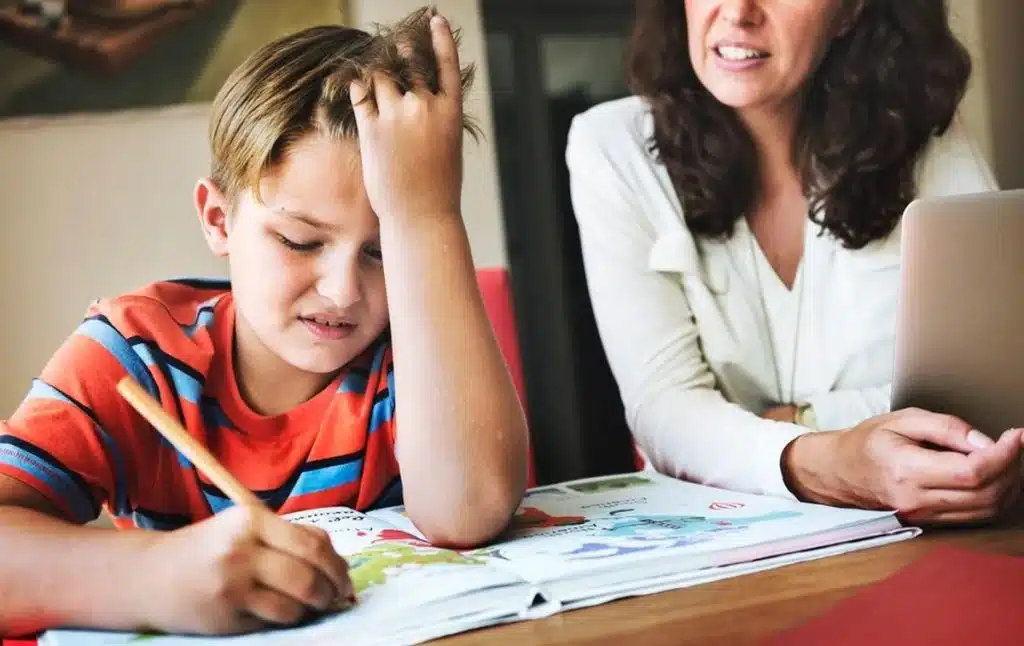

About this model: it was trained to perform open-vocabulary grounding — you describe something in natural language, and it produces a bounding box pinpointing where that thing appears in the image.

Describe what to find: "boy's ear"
[195,178,231,257]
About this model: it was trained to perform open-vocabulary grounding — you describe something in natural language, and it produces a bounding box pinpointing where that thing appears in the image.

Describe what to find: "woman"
[566,0,1021,524]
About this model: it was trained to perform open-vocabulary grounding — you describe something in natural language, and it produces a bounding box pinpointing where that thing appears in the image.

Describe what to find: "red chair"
[476,267,644,487]
[476,267,537,486]
[476,268,527,409]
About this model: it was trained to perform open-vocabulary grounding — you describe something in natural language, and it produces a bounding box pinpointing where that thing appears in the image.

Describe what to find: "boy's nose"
[316,267,363,309]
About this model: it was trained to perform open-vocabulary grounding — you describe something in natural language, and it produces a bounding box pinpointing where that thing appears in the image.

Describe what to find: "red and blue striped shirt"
[0,279,401,529]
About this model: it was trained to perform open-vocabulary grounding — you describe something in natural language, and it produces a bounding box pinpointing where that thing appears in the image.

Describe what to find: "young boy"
[0,8,529,637]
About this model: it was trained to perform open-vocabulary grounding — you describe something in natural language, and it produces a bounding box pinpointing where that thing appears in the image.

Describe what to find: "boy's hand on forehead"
[350,13,464,221]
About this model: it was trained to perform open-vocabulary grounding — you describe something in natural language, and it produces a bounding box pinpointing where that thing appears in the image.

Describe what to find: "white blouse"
[565,96,998,499]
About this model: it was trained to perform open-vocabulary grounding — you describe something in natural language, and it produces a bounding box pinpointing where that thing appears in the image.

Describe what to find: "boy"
[0,7,529,637]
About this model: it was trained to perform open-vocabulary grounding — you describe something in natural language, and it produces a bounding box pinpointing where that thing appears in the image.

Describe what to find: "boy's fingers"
[243,584,307,626]
[299,525,355,607]
[257,516,353,606]
[397,41,429,90]
[253,545,333,611]
[349,79,373,130]
[349,79,369,109]
[430,13,461,99]
[370,71,402,112]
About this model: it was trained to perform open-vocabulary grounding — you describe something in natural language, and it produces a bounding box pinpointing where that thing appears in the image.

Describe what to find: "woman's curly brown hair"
[626,0,971,249]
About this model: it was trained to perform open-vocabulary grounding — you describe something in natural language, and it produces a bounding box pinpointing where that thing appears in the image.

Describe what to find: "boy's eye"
[363,243,383,261]
[276,234,322,252]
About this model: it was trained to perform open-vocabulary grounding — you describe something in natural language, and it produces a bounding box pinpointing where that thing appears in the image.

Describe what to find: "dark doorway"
[482,0,638,484]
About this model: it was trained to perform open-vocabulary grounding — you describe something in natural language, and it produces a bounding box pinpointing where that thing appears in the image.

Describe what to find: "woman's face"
[685,0,857,116]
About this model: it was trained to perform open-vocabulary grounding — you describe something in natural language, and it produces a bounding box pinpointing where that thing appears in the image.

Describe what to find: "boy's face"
[198,133,389,381]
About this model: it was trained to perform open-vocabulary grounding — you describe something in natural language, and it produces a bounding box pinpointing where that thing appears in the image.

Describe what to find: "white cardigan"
[565,96,998,499]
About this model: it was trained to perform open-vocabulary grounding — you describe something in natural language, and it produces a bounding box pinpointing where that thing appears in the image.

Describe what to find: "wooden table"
[6,516,1022,646]
[436,514,1024,645]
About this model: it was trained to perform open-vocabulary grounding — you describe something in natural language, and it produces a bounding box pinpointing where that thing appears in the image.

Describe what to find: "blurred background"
[1,0,1021,483]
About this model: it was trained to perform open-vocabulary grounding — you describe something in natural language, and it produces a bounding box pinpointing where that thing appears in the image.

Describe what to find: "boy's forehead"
[274,133,362,182]
[257,134,370,218]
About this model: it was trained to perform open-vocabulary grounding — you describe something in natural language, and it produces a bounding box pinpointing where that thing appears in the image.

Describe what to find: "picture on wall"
[0,0,345,119]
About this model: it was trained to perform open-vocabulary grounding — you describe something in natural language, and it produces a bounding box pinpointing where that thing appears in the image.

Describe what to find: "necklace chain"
[747,220,806,406]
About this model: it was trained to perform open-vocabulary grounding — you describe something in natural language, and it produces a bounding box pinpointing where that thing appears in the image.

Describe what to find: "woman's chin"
[705,87,769,110]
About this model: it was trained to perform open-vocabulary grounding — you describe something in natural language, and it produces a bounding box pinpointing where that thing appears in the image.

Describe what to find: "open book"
[42,471,920,645]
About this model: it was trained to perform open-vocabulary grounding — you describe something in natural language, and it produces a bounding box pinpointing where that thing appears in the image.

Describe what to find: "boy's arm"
[0,309,353,634]
[0,475,158,636]
[0,473,354,636]
[0,303,175,634]
[351,14,529,548]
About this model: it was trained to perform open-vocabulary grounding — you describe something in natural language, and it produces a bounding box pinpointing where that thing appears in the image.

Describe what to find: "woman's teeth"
[716,45,767,61]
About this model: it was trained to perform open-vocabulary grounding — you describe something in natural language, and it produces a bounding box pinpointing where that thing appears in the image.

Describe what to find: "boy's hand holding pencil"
[117,378,355,635]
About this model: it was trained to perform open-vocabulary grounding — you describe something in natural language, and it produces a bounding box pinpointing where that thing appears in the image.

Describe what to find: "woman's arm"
[350,15,529,547]
[565,101,1019,515]
[565,107,806,499]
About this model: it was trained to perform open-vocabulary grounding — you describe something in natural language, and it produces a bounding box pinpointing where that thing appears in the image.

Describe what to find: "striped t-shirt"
[0,279,401,529]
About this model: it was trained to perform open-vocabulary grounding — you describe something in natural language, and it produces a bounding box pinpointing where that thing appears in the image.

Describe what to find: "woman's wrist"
[794,402,817,428]
[780,430,846,505]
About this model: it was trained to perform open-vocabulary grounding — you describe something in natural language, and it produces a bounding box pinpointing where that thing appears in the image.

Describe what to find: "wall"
[346,0,507,269]
[0,0,344,118]
[978,0,1024,189]
[949,1,993,170]
[0,104,225,416]
[950,0,1024,189]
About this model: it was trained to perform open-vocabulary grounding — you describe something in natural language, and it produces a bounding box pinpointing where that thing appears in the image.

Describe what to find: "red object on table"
[761,545,1024,646]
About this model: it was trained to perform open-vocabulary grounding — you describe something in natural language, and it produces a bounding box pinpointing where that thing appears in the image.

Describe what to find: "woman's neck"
[738,103,803,202]
[738,102,810,291]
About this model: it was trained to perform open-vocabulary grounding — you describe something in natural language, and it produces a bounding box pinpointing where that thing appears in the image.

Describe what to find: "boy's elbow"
[401,410,530,548]
[406,479,523,549]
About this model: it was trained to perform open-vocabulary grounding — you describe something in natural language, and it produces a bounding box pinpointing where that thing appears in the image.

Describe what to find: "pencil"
[115,376,264,509]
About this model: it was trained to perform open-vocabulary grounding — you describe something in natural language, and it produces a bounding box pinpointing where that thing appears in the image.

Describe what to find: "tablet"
[891,188,1024,437]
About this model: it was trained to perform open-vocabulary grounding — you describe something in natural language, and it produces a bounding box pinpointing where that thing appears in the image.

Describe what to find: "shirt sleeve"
[565,109,807,499]
[0,304,143,524]
[916,111,1000,196]
[805,385,891,431]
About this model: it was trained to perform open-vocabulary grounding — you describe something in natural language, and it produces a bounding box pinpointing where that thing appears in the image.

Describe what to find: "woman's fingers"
[894,429,1021,489]
[883,408,988,453]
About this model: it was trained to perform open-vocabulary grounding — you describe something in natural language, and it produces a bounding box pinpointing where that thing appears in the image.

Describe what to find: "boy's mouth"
[300,315,357,340]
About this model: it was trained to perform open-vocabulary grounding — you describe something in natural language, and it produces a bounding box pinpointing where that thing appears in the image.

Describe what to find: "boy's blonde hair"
[209,6,480,203]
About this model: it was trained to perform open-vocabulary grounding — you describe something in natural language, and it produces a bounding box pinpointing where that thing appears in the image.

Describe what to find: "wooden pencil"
[115,376,264,509]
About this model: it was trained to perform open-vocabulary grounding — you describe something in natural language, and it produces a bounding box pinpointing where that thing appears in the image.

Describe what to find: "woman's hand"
[782,408,1023,525]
